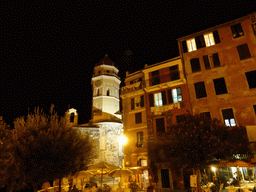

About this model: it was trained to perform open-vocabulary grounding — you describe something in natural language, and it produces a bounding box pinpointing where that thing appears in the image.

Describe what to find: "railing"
[121,73,180,94]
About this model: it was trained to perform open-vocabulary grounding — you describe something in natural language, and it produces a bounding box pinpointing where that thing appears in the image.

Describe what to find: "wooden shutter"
[161,91,167,105]
[195,35,205,49]
[167,89,173,104]
[203,55,211,69]
[213,53,221,67]
[131,98,135,110]
[149,93,154,107]
[213,30,220,44]
[140,95,144,107]
[182,40,188,53]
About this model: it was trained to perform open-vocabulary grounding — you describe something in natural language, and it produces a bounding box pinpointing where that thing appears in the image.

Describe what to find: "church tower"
[91,54,122,123]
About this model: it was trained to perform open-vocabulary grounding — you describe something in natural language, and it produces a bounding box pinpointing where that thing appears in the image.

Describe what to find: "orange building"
[177,12,256,127]
[121,57,191,190]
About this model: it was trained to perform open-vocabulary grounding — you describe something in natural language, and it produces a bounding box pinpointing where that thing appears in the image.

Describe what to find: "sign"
[190,175,197,187]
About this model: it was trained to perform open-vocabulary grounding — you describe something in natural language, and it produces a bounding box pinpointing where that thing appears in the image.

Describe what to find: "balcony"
[151,102,182,115]
[121,81,146,94]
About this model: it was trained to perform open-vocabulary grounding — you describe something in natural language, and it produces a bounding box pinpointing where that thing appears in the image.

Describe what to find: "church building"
[66,54,124,168]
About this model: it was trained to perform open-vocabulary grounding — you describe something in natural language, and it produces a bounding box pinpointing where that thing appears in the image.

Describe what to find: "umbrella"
[88,161,120,187]
[71,171,93,179]
[109,169,133,189]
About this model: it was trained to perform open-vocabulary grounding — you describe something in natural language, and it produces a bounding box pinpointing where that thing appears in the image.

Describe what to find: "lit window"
[168,88,182,103]
[187,38,197,52]
[154,93,163,107]
[222,108,236,127]
[204,33,215,47]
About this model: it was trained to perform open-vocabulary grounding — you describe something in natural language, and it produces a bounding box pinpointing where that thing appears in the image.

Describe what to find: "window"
[204,32,215,47]
[222,108,236,126]
[137,132,143,147]
[138,159,147,166]
[149,91,167,107]
[70,113,74,123]
[231,23,244,38]
[155,118,165,134]
[107,89,110,96]
[253,105,256,115]
[161,169,171,188]
[194,82,207,99]
[187,38,197,52]
[131,95,144,110]
[169,65,180,81]
[151,70,160,85]
[176,115,186,124]
[200,112,211,119]
[195,35,206,49]
[135,112,142,124]
[237,44,251,60]
[245,70,256,89]
[203,53,221,69]
[167,87,182,104]
[213,78,228,95]
[190,58,201,73]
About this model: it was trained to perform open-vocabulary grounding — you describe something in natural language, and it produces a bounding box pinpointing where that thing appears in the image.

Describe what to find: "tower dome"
[96,54,114,66]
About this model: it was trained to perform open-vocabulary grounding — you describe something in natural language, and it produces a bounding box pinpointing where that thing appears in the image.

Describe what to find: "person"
[71,185,79,192]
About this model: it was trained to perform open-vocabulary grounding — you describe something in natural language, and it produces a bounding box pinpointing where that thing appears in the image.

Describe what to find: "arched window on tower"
[107,89,110,96]
[70,112,74,123]
[97,89,100,96]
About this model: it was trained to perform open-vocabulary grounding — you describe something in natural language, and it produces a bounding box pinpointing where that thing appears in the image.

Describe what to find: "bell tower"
[91,54,121,122]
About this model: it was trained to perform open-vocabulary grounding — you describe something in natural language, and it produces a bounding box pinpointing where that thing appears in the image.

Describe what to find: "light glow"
[118,135,128,146]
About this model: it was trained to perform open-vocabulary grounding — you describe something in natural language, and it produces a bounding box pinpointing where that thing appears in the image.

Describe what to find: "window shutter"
[161,91,167,105]
[195,35,205,49]
[182,40,188,53]
[149,93,154,107]
[167,89,173,104]
[213,30,220,44]
[140,95,144,107]
[213,53,221,67]
[131,98,135,110]
[203,55,211,69]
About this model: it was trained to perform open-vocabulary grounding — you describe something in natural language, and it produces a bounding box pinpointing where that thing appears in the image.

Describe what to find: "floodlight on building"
[118,135,128,146]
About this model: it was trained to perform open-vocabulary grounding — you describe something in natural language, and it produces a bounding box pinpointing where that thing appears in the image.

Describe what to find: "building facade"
[177,12,256,128]
[121,57,191,190]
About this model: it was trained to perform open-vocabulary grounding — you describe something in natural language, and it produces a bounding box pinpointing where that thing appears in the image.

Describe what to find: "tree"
[4,105,95,192]
[148,114,250,190]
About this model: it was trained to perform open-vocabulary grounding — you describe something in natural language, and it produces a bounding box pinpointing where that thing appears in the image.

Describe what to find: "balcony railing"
[121,73,180,94]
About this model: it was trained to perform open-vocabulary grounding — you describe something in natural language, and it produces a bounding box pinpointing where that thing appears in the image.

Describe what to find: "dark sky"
[1,1,256,126]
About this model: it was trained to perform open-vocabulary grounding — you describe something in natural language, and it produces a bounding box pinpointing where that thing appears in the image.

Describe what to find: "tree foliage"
[148,114,250,171]
[2,106,95,192]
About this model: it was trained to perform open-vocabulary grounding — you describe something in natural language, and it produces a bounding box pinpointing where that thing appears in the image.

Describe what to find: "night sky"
[1,1,256,127]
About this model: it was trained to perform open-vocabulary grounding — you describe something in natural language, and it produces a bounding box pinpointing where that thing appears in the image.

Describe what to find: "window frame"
[194,82,207,99]
[231,23,244,38]
[137,132,144,148]
[204,32,215,47]
[187,38,197,52]
[190,58,201,73]
[213,77,228,95]
[237,44,252,60]
[245,70,256,89]
[221,108,237,127]
[155,117,166,134]
[135,112,142,124]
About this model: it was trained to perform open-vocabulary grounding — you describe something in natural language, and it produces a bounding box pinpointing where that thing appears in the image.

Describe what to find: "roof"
[96,54,115,66]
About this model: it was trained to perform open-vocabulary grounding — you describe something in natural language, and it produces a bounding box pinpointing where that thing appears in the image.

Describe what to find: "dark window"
[182,40,188,53]
[237,44,251,60]
[151,70,160,85]
[203,55,211,69]
[194,82,207,99]
[140,95,144,107]
[137,132,143,147]
[161,169,171,188]
[161,91,167,105]
[190,58,201,73]
[135,113,142,124]
[213,30,221,44]
[213,53,221,67]
[70,113,74,123]
[195,35,206,49]
[213,78,228,95]
[131,98,135,110]
[107,89,110,96]
[200,112,211,119]
[231,23,244,38]
[176,115,186,124]
[245,70,256,89]
[222,108,236,126]
[253,105,256,115]
[155,118,165,134]
[169,65,180,81]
